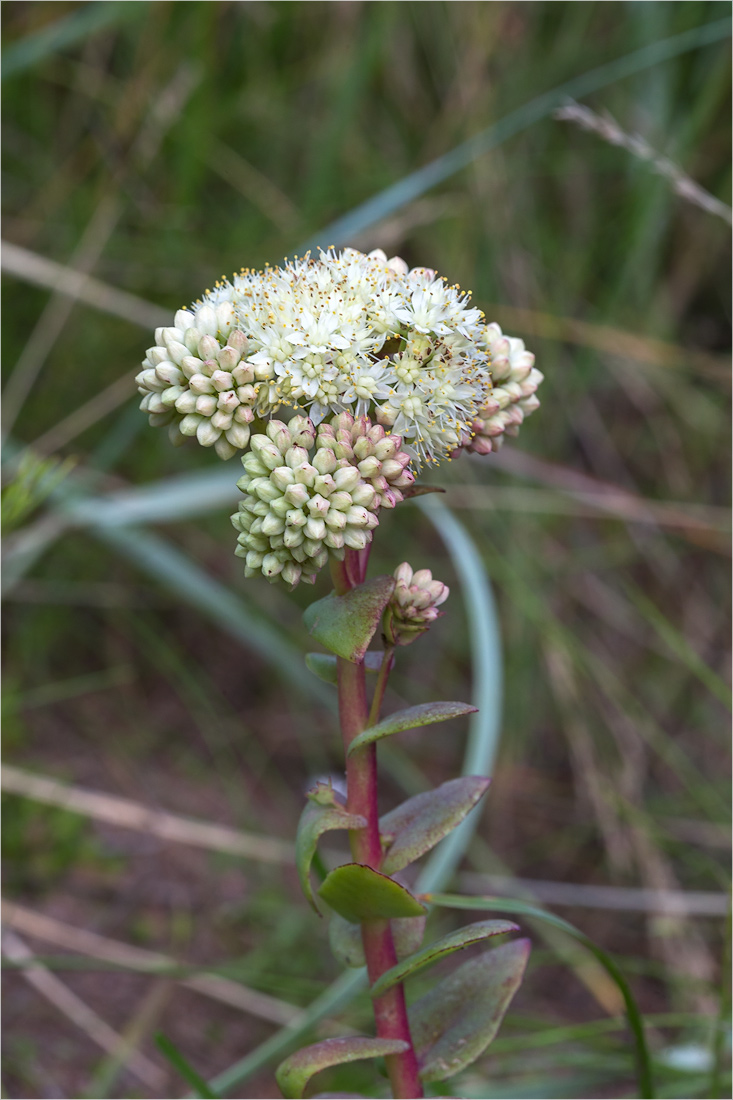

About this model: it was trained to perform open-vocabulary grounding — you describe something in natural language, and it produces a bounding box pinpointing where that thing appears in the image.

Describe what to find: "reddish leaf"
[411,938,531,1082]
[379,776,490,874]
[370,919,518,997]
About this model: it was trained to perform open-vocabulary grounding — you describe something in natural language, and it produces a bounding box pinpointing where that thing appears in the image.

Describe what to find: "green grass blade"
[2,2,143,81]
[206,968,366,1097]
[623,583,732,710]
[426,893,655,1099]
[299,17,731,250]
[155,1032,219,1099]
[415,499,504,893]
[89,524,333,707]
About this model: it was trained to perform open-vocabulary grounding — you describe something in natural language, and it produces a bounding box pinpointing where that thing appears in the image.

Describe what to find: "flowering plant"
[137,248,543,1098]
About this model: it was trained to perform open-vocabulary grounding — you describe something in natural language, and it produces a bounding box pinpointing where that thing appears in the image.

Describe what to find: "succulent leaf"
[379,776,490,875]
[347,701,477,755]
[370,919,518,997]
[276,1036,409,1099]
[318,863,427,923]
[411,939,531,1082]
[305,650,384,685]
[304,576,395,663]
[296,796,366,913]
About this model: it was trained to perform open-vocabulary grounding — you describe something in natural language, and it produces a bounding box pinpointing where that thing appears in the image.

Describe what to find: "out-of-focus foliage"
[2,2,730,1098]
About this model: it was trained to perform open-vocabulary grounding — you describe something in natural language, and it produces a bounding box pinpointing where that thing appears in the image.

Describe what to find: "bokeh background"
[2,2,731,1098]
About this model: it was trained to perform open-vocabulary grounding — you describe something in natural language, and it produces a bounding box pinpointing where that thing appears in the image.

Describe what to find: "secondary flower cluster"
[136,247,541,469]
[136,247,543,586]
[230,413,414,587]
[383,562,449,646]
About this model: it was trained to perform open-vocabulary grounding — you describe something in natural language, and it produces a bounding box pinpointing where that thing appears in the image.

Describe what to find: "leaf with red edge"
[276,1037,408,1099]
[410,938,531,1082]
[379,776,490,875]
[303,576,395,663]
[370,919,518,997]
[347,701,477,755]
[318,863,426,923]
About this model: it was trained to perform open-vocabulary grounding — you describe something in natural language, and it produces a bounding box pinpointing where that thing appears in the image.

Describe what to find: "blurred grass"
[1,2,730,1098]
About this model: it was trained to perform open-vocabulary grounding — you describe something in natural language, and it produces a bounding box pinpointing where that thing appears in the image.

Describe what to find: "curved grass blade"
[415,501,504,891]
[92,524,334,707]
[155,1032,219,1099]
[425,893,655,1098]
[370,919,518,998]
[347,701,477,756]
[276,1037,408,1100]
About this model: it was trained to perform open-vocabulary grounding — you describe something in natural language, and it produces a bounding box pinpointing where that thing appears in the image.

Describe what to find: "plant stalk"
[333,550,423,1099]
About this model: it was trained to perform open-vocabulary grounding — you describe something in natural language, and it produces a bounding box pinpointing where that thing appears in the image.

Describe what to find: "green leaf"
[410,939,530,1082]
[426,893,655,1098]
[275,1036,409,1099]
[380,777,490,875]
[155,1032,219,1098]
[393,914,427,960]
[328,913,365,968]
[303,576,395,663]
[347,701,478,756]
[318,863,427,923]
[296,787,366,913]
[370,919,518,998]
[305,651,384,685]
[329,913,426,969]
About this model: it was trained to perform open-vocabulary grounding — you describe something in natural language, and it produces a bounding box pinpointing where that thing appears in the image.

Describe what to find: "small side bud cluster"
[136,307,256,461]
[231,415,393,588]
[462,324,544,456]
[314,412,415,507]
[383,562,449,646]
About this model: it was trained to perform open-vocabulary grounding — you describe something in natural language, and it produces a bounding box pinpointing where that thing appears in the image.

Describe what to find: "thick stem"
[335,550,423,1099]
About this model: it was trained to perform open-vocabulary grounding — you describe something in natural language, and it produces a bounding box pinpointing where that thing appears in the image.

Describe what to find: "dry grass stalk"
[2,900,300,1026]
[555,99,733,226]
[1,62,199,438]
[2,764,294,864]
[457,874,728,916]
[0,241,168,331]
[2,927,166,1091]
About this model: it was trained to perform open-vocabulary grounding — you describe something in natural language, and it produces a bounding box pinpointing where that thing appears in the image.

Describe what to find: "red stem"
[335,550,423,1100]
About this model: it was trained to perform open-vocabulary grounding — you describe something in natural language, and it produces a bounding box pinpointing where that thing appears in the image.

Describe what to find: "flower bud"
[383,562,449,646]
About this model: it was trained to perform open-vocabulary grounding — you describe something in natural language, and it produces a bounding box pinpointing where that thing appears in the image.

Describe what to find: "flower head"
[137,248,541,470]
[231,411,418,587]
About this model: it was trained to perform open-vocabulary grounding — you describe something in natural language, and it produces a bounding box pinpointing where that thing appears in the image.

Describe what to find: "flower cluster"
[137,248,540,469]
[137,247,543,586]
[383,562,449,646]
[463,324,544,456]
[230,414,413,588]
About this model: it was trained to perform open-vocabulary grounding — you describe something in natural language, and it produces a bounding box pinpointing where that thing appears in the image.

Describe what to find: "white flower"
[137,249,541,468]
